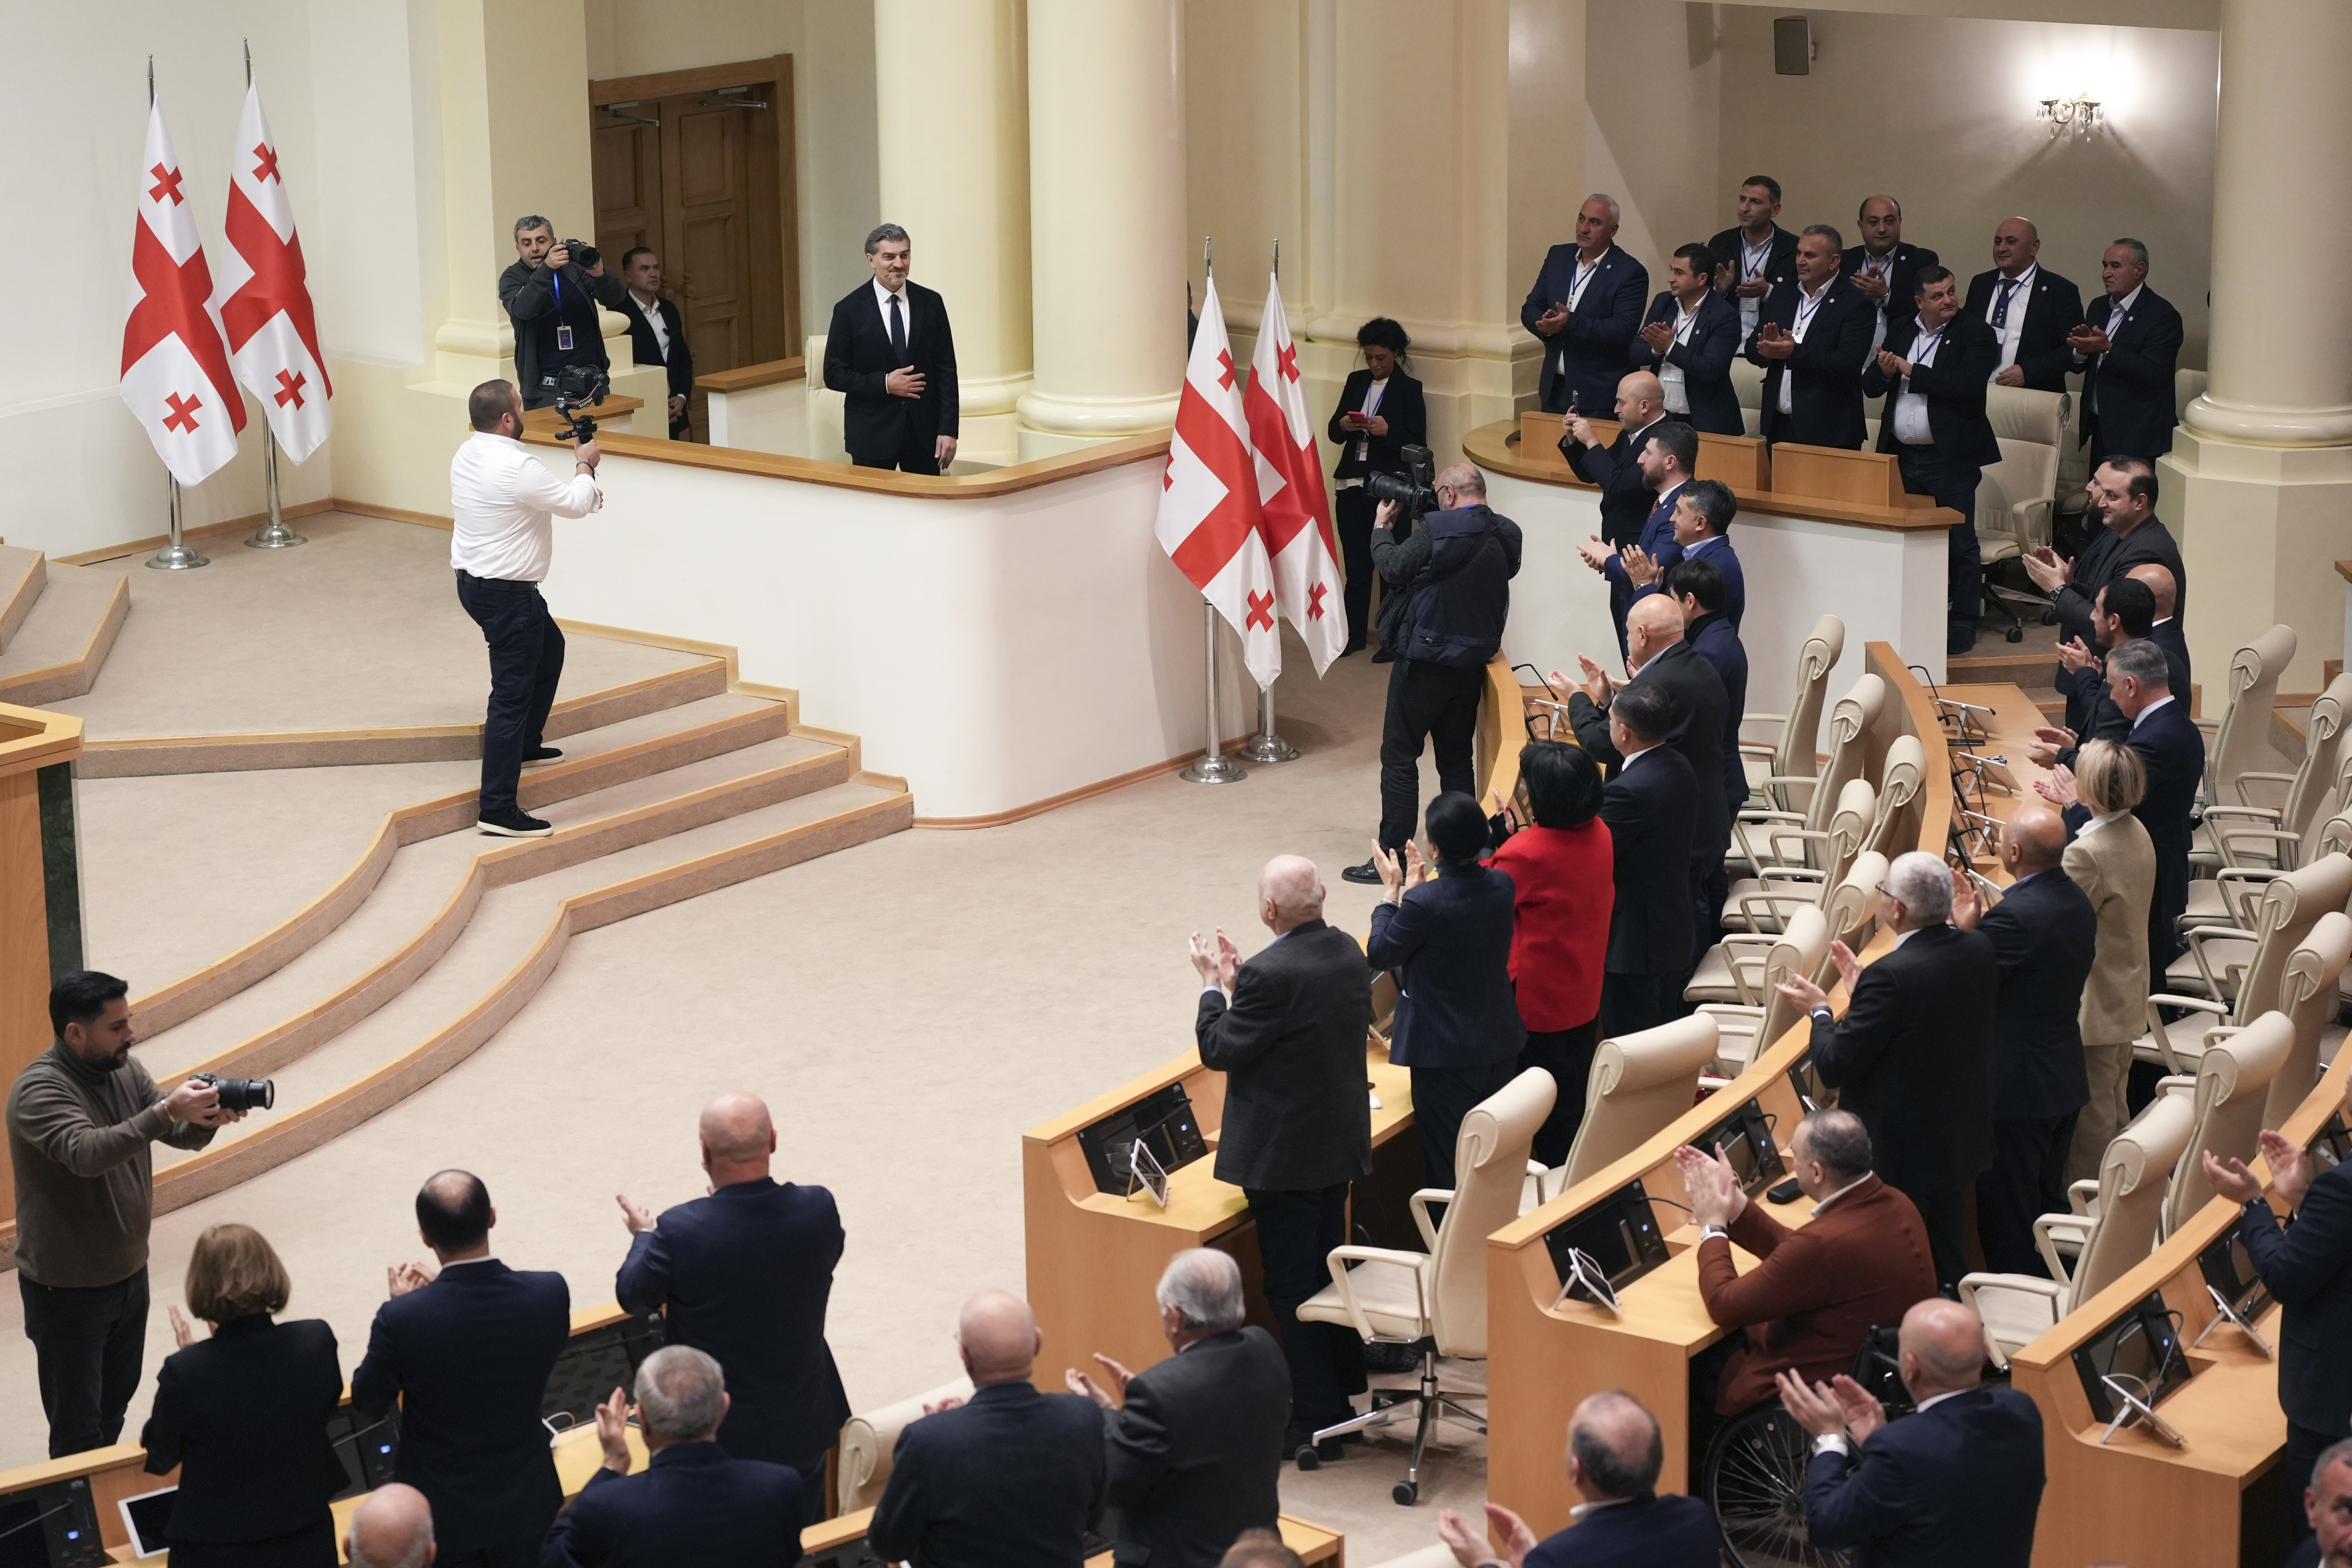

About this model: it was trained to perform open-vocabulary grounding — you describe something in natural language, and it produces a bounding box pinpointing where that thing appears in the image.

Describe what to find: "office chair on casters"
[1295,1066,1555,1505]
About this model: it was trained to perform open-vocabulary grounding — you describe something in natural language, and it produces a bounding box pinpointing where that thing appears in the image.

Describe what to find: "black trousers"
[1244,1184,1365,1435]
[850,420,942,475]
[168,1517,337,1568]
[435,1542,541,1568]
[1901,1184,1970,1292]
[1518,1019,1602,1167]
[2288,1419,2336,1541]
[1976,1111,2081,1277]
[1694,859,1730,970]
[1895,446,1983,631]
[1334,487,1411,653]
[21,1266,148,1458]
[456,573,565,816]
[1599,971,1677,1043]
[1410,1059,1519,1195]
[1379,660,1486,852]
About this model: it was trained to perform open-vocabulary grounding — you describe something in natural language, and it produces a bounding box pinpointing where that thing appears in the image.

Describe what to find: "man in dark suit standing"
[352,1172,570,1568]
[2046,579,2189,743]
[1780,1297,2044,1567]
[821,224,959,473]
[2132,563,2192,697]
[2070,238,2185,463]
[1635,477,1743,629]
[545,1346,804,1568]
[1662,554,1748,828]
[1368,792,1526,1191]
[2024,457,2188,678]
[1951,807,2097,1275]
[1863,266,2000,654]
[1842,196,1939,353]
[1559,371,1673,551]
[613,1091,848,1518]
[1632,244,1743,435]
[1066,1250,1291,1568]
[1963,217,2083,393]
[1522,194,1649,416]
[1569,683,1700,1038]
[617,247,693,440]
[1776,853,1999,1289]
[1194,857,1374,1455]
[1435,1391,1718,1568]
[1709,175,1799,352]
[870,1291,1106,1568]
[1569,395,1691,656]
[1749,226,1875,452]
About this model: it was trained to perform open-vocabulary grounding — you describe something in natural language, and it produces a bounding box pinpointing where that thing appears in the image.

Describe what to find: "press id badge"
[556,324,575,352]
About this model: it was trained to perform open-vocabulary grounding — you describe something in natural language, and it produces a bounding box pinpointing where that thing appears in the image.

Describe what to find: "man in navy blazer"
[1569,597,1732,906]
[1571,394,1692,657]
[1628,476,1743,630]
[1779,1297,2044,1568]
[1841,196,1939,353]
[820,224,959,473]
[2070,239,2185,463]
[353,1172,571,1568]
[1749,227,1876,451]
[1963,219,2084,394]
[1572,683,1700,1038]
[544,1346,803,1568]
[1369,792,1527,1192]
[1631,245,1743,435]
[1663,552,1748,826]
[1523,195,1649,416]
[615,1091,849,1513]
[1435,1391,1717,1568]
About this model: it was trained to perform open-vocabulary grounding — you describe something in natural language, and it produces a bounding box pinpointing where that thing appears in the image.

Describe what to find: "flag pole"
[1238,238,1300,765]
[1180,236,1247,786]
[247,427,305,548]
[148,473,208,571]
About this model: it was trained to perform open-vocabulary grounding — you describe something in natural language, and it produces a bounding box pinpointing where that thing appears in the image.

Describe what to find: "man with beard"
[6,971,241,1456]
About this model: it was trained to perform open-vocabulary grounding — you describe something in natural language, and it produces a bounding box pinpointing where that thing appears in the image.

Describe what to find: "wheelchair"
[1702,1326,1913,1568]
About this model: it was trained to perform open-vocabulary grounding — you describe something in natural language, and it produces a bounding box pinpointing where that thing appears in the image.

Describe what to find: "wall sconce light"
[2037,95,2103,135]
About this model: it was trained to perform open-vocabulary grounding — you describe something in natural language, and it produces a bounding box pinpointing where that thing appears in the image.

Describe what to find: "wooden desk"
[1513,411,1769,495]
[803,1507,1346,1566]
[1024,1044,1418,1384]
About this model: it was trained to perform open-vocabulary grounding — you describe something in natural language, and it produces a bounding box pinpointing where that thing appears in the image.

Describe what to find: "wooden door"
[659,93,754,373]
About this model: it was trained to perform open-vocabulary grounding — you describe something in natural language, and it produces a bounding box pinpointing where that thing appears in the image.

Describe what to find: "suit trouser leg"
[1517,1019,1601,1168]
[1977,1114,2078,1277]
[1410,1060,1517,1195]
[1245,1185,1363,1435]
[436,1541,542,1568]
[2067,1042,2134,1186]
[1427,667,1485,802]
[1898,447,1983,631]
[1598,972,1671,1042]
[19,1267,147,1458]
[521,594,564,754]
[1336,489,1375,650]
[893,420,942,476]
[1379,662,1485,853]
[1906,1186,1970,1292]
[457,574,552,816]
[2150,862,2188,982]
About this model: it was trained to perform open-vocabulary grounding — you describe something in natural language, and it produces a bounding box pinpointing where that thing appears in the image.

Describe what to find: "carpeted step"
[0,563,128,705]
[0,544,45,653]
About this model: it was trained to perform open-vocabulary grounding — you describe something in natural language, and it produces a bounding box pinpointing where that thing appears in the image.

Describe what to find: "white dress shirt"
[1657,299,1701,413]
[1554,249,1607,379]
[1777,281,1833,415]
[872,276,912,354]
[1889,315,1949,447]
[449,431,601,584]
[1352,377,1389,466]
[1984,263,2037,380]
[2080,285,2143,412]
[1856,249,1897,352]
[631,291,671,361]
[1737,232,1776,343]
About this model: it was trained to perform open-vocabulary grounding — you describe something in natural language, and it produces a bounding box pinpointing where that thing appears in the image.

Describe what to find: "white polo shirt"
[449,431,602,584]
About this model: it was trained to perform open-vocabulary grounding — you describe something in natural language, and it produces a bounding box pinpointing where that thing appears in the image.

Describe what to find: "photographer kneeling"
[501,216,630,411]
[1342,461,1523,886]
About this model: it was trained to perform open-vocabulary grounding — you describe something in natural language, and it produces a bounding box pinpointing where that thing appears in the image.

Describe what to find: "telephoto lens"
[191,1072,274,1113]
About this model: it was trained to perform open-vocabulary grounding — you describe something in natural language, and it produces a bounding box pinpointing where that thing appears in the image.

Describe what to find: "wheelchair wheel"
[1704,1402,1847,1568]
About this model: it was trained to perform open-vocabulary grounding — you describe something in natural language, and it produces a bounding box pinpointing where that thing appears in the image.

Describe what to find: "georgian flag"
[1156,273,1281,691]
[215,81,331,462]
[1243,275,1346,676]
[120,97,244,484]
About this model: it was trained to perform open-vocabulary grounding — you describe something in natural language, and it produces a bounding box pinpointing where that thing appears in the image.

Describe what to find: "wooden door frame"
[587,55,800,358]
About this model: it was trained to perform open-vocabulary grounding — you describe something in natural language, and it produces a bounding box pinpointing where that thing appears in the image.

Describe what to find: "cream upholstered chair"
[1731,357,1766,438]
[2194,624,2299,834]
[2159,1011,2294,1238]
[1692,905,1829,1078]
[2257,912,2352,1127]
[1719,777,1873,936]
[1820,850,1888,962]
[1740,614,1846,812]
[1859,735,1926,860]
[835,1372,976,1512]
[2145,853,2352,1072]
[1555,1015,1720,1192]
[1296,1066,1554,1505]
[1731,674,1884,880]
[1976,387,2068,638]
[1960,1088,2196,1358]
[2190,674,2352,922]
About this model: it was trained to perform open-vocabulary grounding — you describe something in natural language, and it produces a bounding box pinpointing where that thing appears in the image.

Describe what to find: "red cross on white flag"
[1243,272,1347,676]
[120,97,245,486]
[215,81,332,463]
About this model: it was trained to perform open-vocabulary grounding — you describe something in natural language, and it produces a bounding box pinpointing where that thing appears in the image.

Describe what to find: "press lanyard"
[1906,324,1946,385]
[1567,255,1602,310]
[1792,288,1828,338]
[1673,305,1699,345]
[1743,236,1771,280]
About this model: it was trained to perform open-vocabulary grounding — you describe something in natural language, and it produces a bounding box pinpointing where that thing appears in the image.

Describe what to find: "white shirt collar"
[1571,1496,1635,1521]
[2130,693,2176,729]
[436,1254,499,1270]
[1809,1175,1872,1217]
[1892,926,1918,949]
[1800,277,1831,304]
[1999,262,2037,290]
[1914,1389,1969,1415]
[2152,616,2174,628]
[1618,739,1662,766]
[873,276,909,317]
[2104,284,2144,319]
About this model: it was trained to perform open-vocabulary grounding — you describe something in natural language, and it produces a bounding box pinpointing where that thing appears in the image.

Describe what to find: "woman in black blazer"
[1326,317,1427,655]
[141,1224,347,1567]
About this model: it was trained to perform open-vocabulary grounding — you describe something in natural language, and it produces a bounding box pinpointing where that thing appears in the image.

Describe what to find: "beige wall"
[1584,0,1720,272]
[1185,0,1309,333]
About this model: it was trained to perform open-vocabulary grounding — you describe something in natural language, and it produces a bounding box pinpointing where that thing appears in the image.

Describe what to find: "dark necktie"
[1991,277,2019,330]
[888,293,906,361]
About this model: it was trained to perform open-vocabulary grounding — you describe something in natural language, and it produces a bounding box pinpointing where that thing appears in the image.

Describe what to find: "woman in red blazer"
[1488,741,1614,1165]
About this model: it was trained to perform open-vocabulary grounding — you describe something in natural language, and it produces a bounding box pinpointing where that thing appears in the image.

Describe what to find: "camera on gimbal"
[1363,443,1439,525]
[552,363,610,444]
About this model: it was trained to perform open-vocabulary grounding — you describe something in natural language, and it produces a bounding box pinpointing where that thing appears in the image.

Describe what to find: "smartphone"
[1766,1177,1804,1204]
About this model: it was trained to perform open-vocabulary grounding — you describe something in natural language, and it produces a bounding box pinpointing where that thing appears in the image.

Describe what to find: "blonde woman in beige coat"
[2062,739,2158,1184]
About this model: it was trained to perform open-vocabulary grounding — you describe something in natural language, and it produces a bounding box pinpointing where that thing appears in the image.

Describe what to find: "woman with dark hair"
[1488,741,1614,1164]
[1327,317,1427,656]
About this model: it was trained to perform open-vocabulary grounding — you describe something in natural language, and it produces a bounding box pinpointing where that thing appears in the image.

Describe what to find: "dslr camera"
[560,238,601,271]
[1363,443,1440,526]
[192,1071,274,1113]
[552,363,610,444]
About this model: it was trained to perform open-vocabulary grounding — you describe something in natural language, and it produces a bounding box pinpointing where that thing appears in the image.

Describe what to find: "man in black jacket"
[1521,194,1649,416]
[870,1291,1106,1568]
[1776,852,2000,1289]
[1863,266,2000,654]
[1748,226,1876,452]
[1666,556,1749,835]
[613,1091,848,1518]
[352,1172,570,1568]
[1709,175,1799,352]
[1633,244,1743,436]
[2070,239,2185,463]
[2023,457,2188,674]
[1842,196,1940,354]
[1066,1250,1290,1568]
[2047,578,2188,742]
[616,247,693,440]
[1194,857,1373,1452]
[1558,371,1672,549]
[1964,218,2083,393]
[820,224,960,473]
[1951,807,2097,1275]
[1570,392,1692,658]
[1580,684,1700,1038]
[500,217,630,410]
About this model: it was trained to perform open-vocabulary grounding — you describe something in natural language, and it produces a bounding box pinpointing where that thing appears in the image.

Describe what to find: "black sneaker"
[1340,858,1385,886]
[523,746,563,765]
[477,807,553,838]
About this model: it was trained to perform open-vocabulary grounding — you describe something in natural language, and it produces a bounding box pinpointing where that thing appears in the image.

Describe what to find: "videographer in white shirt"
[449,379,602,838]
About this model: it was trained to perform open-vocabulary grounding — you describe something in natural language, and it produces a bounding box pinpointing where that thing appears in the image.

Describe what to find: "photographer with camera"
[1341,461,1522,887]
[6,971,246,1457]
[500,216,630,411]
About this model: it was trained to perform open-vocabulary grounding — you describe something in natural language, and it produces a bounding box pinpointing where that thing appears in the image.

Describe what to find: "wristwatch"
[1809,1005,1834,1025]
[1700,1224,1729,1242]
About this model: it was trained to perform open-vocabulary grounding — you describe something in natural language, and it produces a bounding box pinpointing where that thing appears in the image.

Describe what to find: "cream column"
[1016,0,1186,460]
[2170,0,2352,687]
[873,0,1031,467]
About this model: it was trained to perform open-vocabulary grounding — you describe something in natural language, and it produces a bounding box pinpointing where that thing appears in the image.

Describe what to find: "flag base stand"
[146,476,209,571]
[1237,686,1299,764]
[1180,751,1249,785]
[246,430,305,549]
[1178,600,1248,785]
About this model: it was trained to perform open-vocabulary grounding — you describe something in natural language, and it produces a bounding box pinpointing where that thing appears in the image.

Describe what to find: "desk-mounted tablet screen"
[116,1488,176,1561]
[0,1477,108,1568]
[2196,1229,2272,1323]
[543,1310,667,1431]
[1786,1053,1831,1116]
[2072,1291,2189,1424]
[1077,1084,1210,1196]
[326,1406,401,1499]
[1543,1179,1671,1291]
[1691,1097,1785,1194]
[2313,1114,2352,1172]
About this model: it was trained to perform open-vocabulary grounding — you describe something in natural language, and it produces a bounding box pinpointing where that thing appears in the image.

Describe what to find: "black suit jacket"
[2062,699,2205,969]
[140,1315,345,1545]
[869,1381,1107,1568]
[1196,920,1373,1192]
[2240,1160,2352,1435]
[1571,639,1732,862]
[1748,279,1876,451]
[1563,416,1674,548]
[1802,1385,2044,1567]
[822,280,960,462]
[1687,609,1750,811]
[1524,1491,1721,1568]
[1524,244,1650,415]
[1974,869,2097,1120]
[1327,369,1427,482]
[622,293,694,405]
[351,1259,571,1552]
[1841,243,1941,331]
[1103,1328,1291,1568]
[1590,747,1699,976]
[1864,312,2001,472]
[1962,266,2084,393]
[543,1442,804,1568]
[1631,290,1744,436]
[2078,286,2185,460]
[2058,624,2192,741]
[1709,225,1800,347]
[500,259,631,399]
[2050,516,2189,654]
[1809,925,2000,1197]
[1367,865,1526,1069]
[614,1177,852,1467]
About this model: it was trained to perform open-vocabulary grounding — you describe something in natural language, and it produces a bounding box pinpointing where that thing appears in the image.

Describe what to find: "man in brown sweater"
[6,971,238,1455]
